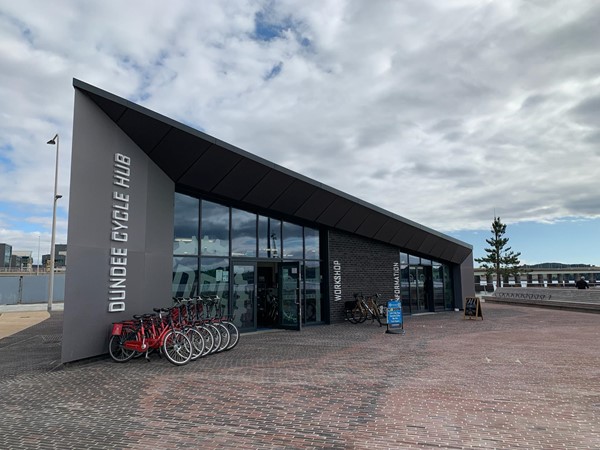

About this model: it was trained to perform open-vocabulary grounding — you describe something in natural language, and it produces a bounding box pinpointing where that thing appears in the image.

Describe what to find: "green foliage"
[475,216,522,287]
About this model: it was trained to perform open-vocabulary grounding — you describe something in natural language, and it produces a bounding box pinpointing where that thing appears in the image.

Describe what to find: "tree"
[475,216,522,289]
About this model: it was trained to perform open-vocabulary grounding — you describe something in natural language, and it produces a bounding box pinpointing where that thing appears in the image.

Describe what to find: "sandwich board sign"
[464,297,483,320]
[386,299,405,334]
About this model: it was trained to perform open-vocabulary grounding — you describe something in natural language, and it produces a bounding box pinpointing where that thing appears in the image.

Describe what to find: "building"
[9,254,22,270]
[42,244,67,270]
[12,251,33,271]
[0,244,12,269]
[62,79,475,363]
[474,263,600,291]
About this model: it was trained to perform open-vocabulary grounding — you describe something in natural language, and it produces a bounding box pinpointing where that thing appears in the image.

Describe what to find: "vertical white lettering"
[109,154,131,312]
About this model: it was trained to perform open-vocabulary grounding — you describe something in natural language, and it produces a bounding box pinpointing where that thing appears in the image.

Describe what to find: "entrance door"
[232,263,256,330]
[279,262,301,330]
[257,263,277,328]
[410,265,434,313]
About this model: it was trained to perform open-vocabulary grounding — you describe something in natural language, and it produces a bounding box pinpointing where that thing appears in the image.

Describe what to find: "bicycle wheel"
[108,329,137,363]
[222,321,239,350]
[196,325,214,357]
[216,323,230,352]
[352,305,366,323]
[346,307,358,324]
[162,330,192,366]
[205,323,221,354]
[186,327,205,361]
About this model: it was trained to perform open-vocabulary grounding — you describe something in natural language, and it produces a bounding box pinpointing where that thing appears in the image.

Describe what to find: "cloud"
[570,95,600,126]
[0,0,599,259]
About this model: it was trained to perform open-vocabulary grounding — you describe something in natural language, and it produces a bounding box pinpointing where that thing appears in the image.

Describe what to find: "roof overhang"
[73,78,472,264]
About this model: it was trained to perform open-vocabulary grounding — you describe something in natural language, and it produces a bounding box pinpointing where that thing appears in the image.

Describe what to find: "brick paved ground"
[0,303,598,449]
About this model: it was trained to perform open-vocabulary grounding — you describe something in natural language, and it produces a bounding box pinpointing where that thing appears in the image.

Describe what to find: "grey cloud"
[520,94,548,110]
[570,95,600,126]
[371,167,394,179]
[535,4,600,57]
[584,131,600,145]
[411,159,478,181]
[430,119,463,132]
[443,131,464,143]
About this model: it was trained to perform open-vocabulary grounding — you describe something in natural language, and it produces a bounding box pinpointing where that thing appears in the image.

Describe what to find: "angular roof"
[74,79,472,264]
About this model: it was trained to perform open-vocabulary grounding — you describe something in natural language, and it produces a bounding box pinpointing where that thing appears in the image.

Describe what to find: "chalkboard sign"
[464,297,483,320]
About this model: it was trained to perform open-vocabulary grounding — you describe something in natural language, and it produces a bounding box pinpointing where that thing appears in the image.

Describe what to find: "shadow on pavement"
[0,312,64,381]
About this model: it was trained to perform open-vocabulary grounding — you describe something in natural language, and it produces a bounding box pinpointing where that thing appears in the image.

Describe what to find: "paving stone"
[0,304,599,449]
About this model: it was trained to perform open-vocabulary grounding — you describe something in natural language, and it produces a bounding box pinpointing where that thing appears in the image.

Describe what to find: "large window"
[283,222,303,259]
[304,227,320,260]
[304,261,322,323]
[200,201,230,256]
[200,257,230,316]
[174,193,199,255]
[400,252,408,265]
[173,256,198,298]
[231,209,257,258]
[258,217,281,258]
[443,265,453,310]
[173,192,323,327]
[233,264,255,329]
[433,262,444,310]
[400,260,410,314]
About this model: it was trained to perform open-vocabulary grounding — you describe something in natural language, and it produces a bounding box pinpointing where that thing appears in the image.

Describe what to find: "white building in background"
[474,263,600,291]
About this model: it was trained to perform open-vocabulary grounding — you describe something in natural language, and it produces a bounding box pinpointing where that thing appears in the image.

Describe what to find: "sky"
[0,0,599,267]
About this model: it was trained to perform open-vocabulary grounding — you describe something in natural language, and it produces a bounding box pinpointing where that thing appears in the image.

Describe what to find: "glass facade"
[173,192,457,327]
[282,222,303,259]
[231,209,257,258]
[172,256,198,298]
[304,228,320,260]
[399,252,454,314]
[173,195,199,255]
[200,201,230,256]
[173,193,323,331]
[233,264,255,329]
[304,260,322,323]
[200,257,230,315]
[258,216,281,258]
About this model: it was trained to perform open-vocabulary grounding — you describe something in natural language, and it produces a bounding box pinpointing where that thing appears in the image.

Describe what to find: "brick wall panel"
[328,230,399,323]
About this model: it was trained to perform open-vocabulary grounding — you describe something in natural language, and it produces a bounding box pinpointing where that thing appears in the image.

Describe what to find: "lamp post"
[37,234,41,275]
[47,134,61,312]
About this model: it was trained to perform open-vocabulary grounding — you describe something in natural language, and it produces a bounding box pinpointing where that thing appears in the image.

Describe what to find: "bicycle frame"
[345,293,382,326]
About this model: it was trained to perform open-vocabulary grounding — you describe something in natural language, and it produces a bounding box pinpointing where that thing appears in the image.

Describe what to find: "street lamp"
[37,234,41,275]
[47,134,61,312]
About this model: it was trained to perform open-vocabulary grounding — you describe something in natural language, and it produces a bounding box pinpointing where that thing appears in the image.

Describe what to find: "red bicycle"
[109,308,193,366]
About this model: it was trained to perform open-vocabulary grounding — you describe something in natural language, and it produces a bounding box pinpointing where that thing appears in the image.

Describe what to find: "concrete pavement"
[0,310,49,339]
[0,302,64,339]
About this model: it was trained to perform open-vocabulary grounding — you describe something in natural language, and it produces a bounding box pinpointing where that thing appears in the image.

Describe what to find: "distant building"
[0,243,12,269]
[42,244,67,269]
[474,263,600,291]
[9,254,22,270]
[13,251,33,271]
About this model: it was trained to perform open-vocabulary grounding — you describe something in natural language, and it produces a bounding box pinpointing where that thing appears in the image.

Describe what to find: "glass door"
[433,263,445,311]
[279,261,301,330]
[410,265,434,313]
[232,263,256,330]
[416,266,426,311]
